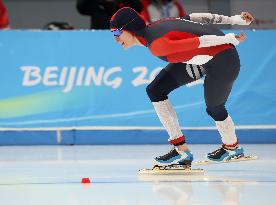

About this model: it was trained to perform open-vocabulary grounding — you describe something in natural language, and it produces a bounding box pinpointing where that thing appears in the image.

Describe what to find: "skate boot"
[207,145,244,162]
[154,147,193,166]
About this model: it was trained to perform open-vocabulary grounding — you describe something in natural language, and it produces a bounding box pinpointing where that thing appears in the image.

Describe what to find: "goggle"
[112,28,123,37]
[111,17,137,37]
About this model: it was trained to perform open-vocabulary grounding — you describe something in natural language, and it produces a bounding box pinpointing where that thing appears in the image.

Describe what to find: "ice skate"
[139,148,204,175]
[207,145,244,162]
[154,147,194,167]
[194,145,258,165]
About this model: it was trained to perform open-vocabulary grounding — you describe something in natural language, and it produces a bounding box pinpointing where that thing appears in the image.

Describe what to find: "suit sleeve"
[189,13,249,25]
[149,33,239,56]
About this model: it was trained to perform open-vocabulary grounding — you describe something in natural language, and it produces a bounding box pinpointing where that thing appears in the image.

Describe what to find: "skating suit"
[141,16,240,109]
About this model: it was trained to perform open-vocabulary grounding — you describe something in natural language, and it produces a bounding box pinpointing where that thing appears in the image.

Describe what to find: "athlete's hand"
[235,33,247,43]
[241,12,254,24]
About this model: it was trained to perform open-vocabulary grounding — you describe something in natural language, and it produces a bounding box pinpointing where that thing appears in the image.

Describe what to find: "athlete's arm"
[189,12,254,25]
[199,33,241,47]
[149,33,242,56]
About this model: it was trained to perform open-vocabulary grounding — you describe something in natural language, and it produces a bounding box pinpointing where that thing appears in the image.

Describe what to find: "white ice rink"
[0,144,276,205]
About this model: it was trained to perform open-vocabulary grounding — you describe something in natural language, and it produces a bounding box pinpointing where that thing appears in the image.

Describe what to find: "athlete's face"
[114,30,136,50]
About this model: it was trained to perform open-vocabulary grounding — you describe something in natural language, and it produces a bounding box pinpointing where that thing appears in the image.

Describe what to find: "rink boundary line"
[0,159,150,165]
[0,125,276,131]
[2,179,276,186]
[1,159,275,165]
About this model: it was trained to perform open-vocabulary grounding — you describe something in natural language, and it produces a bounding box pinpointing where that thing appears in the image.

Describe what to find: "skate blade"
[138,164,204,175]
[194,155,259,166]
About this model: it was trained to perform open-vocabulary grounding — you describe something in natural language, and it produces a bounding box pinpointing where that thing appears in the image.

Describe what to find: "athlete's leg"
[147,63,205,165]
[203,48,244,161]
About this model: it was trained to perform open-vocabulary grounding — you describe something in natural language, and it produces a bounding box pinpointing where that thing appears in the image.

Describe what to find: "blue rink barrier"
[0,30,276,145]
[0,129,275,145]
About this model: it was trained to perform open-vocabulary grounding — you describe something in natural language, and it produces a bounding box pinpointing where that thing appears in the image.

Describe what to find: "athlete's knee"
[146,70,178,102]
[206,104,228,121]
[146,82,168,102]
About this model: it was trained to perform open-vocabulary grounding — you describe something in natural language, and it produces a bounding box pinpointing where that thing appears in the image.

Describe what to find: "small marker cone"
[81,177,91,184]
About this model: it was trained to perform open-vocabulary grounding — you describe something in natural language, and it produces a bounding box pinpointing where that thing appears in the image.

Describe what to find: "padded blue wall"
[0,30,275,144]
